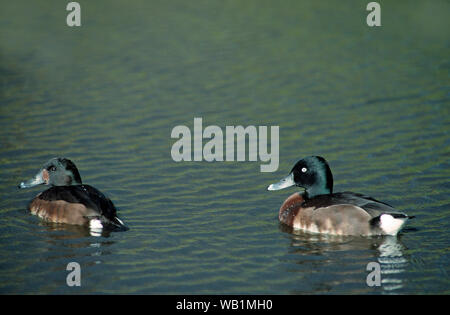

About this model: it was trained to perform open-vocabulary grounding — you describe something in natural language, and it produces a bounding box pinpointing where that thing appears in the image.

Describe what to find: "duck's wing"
[38,186,97,209]
[37,185,123,227]
[336,192,409,218]
[303,192,407,218]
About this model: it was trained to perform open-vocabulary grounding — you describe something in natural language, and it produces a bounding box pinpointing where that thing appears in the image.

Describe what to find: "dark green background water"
[0,0,449,294]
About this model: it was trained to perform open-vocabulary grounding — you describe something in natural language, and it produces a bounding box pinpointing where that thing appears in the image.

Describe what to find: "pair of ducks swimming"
[19,156,413,236]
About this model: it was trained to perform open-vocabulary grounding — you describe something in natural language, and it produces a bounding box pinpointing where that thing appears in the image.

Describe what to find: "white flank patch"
[89,218,103,232]
[89,219,103,237]
[380,214,406,235]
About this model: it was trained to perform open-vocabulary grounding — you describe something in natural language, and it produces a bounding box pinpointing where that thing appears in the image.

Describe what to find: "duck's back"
[303,192,406,218]
[29,185,122,227]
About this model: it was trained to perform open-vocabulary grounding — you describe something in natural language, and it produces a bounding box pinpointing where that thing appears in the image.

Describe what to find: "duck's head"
[18,157,82,189]
[267,156,333,198]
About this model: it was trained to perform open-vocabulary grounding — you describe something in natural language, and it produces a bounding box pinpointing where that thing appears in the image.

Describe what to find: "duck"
[267,156,414,236]
[18,157,126,232]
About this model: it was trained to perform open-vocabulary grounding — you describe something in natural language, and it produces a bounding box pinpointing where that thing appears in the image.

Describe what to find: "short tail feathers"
[111,216,128,231]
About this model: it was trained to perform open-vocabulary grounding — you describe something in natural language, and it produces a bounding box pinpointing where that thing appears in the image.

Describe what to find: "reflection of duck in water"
[19,158,127,234]
[268,156,414,236]
[376,236,407,292]
[282,222,409,293]
[39,220,115,238]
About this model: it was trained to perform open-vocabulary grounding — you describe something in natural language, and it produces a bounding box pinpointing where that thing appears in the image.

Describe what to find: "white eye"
[301,167,307,173]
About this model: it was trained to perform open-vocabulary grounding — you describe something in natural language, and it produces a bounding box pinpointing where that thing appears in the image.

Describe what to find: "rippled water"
[0,1,449,294]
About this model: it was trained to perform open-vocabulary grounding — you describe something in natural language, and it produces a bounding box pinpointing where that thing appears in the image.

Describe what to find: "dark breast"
[29,185,118,226]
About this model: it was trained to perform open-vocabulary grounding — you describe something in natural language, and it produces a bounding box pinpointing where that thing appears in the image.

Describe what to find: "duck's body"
[19,158,126,231]
[268,156,413,236]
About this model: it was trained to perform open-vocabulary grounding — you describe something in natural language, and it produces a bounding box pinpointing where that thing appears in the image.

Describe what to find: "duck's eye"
[301,167,307,173]
[49,166,57,172]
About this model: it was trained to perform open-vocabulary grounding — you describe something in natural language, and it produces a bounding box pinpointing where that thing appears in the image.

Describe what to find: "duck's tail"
[111,216,129,231]
[370,213,413,235]
[85,215,128,232]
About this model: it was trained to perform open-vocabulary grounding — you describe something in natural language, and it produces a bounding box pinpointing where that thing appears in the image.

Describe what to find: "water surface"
[0,0,449,294]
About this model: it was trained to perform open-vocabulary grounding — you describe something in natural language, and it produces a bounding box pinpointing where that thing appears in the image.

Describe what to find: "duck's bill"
[18,170,45,189]
[267,173,295,191]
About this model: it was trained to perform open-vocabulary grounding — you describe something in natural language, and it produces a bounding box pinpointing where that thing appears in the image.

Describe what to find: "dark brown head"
[18,158,82,188]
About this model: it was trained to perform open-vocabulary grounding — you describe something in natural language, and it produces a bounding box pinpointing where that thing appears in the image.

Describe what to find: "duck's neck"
[51,177,82,186]
[304,184,332,199]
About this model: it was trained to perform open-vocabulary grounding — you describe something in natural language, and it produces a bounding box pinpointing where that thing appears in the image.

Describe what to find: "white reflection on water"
[38,221,116,267]
[282,224,410,294]
[377,236,408,292]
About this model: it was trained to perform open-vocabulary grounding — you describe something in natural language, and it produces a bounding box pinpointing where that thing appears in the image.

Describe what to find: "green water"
[0,0,449,294]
